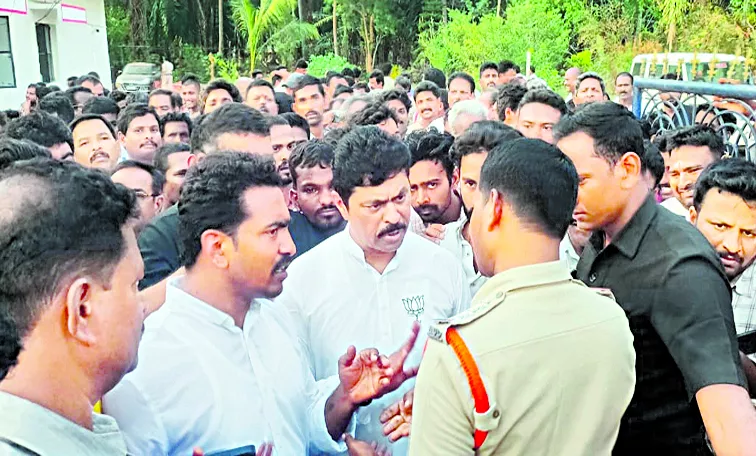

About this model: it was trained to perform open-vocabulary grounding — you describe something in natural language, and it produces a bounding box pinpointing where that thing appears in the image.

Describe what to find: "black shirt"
[137,206,345,289]
[576,197,745,455]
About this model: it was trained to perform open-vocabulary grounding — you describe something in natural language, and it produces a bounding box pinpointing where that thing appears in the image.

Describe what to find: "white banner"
[61,3,86,24]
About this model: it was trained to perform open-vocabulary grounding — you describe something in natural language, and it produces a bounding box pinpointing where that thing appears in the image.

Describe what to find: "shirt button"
[589,273,597,283]
[495,292,504,299]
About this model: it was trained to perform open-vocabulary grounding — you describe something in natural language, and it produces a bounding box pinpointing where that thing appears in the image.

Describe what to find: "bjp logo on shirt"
[402,295,425,320]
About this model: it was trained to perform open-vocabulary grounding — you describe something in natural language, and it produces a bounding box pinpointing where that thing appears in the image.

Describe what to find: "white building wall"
[0,0,112,109]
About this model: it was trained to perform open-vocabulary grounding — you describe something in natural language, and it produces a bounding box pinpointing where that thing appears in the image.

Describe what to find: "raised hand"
[344,434,392,456]
[338,322,421,405]
[380,389,413,442]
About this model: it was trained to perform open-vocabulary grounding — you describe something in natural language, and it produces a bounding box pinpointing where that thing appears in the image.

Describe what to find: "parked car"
[115,62,160,93]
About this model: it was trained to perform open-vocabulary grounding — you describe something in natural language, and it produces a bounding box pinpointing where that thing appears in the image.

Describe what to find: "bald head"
[564,67,582,96]
[235,77,254,98]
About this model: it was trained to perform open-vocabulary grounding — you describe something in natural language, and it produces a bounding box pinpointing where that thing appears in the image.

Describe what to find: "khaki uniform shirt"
[409,261,636,456]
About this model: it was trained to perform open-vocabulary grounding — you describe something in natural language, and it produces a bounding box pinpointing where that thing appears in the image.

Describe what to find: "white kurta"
[103,279,345,456]
[278,228,471,454]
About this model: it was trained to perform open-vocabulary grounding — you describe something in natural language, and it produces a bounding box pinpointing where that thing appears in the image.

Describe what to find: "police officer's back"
[409,139,636,455]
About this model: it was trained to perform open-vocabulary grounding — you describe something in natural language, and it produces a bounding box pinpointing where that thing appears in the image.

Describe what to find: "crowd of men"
[1,56,756,456]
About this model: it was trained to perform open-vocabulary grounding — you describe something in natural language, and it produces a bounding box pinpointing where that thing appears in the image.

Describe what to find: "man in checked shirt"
[690,158,756,387]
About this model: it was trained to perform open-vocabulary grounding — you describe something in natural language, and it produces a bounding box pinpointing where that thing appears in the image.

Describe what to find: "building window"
[36,24,54,83]
[0,16,15,88]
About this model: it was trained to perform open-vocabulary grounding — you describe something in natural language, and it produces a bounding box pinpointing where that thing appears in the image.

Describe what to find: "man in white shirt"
[665,125,725,217]
[0,160,144,455]
[278,126,471,454]
[407,81,445,134]
[104,152,418,455]
[440,121,522,296]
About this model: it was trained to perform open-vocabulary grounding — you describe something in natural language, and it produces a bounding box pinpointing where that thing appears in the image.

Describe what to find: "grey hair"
[449,100,488,135]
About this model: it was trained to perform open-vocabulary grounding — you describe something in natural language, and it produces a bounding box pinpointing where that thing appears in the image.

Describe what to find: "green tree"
[656,0,690,52]
[230,0,320,71]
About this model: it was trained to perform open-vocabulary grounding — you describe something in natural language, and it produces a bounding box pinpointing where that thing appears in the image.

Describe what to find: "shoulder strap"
[445,326,499,450]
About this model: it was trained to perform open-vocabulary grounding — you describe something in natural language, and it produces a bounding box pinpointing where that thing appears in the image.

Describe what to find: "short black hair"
[480,61,498,76]
[82,96,120,117]
[246,79,275,98]
[280,112,310,138]
[75,75,102,87]
[125,91,149,105]
[109,89,128,104]
[67,76,78,86]
[38,92,75,124]
[496,83,528,121]
[378,63,393,76]
[694,158,756,211]
[252,70,264,78]
[616,72,634,84]
[325,73,346,86]
[333,126,411,205]
[348,102,398,128]
[267,115,290,128]
[153,142,191,174]
[181,74,201,87]
[480,138,578,239]
[272,74,283,86]
[354,82,371,93]
[0,138,51,169]
[407,130,455,181]
[292,74,325,98]
[414,80,441,101]
[577,72,606,95]
[369,70,385,86]
[451,121,522,168]
[518,89,568,116]
[112,160,166,196]
[204,79,243,105]
[296,59,308,69]
[379,89,412,112]
[323,128,349,147]
[423,68,446,88]
[0,159,138,354]
[661,72,680,81]
[149,89,181,109]
[498,60,517,74]
[159,111,193,137]
[289,139,335,187]
[65,86,93,105]
[342,67,355,78]
[190,103,269,155]
[643,139,664,187]
[3,111,72,149]
[178,152,283,267]
[395,76,412,92]
[668,125,726,160]
[70,114,117,140]
[333,85,354,99]
[554,101,645,167]
[448,72,475,93]
[116,103,160,135]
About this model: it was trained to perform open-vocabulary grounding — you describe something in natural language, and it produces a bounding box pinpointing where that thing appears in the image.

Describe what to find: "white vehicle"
[630,53,753,84]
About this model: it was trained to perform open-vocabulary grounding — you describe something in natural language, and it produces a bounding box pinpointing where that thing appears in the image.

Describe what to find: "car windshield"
[124,64,156,75]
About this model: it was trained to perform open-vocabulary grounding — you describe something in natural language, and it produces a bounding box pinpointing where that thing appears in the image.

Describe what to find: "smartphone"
[738,330,756,355]
[205,445,256,456]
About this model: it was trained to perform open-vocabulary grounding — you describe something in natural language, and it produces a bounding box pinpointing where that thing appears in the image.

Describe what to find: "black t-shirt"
[576,197,746,455]
[137,206,345,289]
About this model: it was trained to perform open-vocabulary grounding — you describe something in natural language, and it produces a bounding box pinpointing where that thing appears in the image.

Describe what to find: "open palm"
[338,322,420,405]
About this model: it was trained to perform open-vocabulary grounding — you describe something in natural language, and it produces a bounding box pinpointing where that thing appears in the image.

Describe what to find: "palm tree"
[231,0,320,71]
[657,0,690,52]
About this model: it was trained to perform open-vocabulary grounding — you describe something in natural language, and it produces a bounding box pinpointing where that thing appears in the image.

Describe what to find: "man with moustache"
[407,131,462,226]
[664,125,725,218]
[479,62,499,90]
[278,126,470,455]
[407,81,445,134]
[292,75,327,139]
[288,140,346,258]
[104,153,417,455]
[245,79,279,116]
[71,114,122,171]
[615,72,634,111]
[117,103,163,164]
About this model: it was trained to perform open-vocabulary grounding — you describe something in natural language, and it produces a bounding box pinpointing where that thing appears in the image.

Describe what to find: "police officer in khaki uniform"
[408,139,636,456]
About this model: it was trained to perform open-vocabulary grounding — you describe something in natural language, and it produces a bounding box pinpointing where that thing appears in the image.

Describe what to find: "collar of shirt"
[559,232,580,269]
[472,261,572,307]
[590,196,657,259]
[165,277,258,333]
[0,391,127,456]
[732,262,755,295]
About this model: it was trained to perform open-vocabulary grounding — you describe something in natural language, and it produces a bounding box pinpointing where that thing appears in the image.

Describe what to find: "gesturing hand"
[344,434,392,456]
[338,321,421,405]
[380,389,413,442]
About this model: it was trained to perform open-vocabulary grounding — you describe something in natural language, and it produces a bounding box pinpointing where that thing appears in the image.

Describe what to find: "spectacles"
[133,190,160,200]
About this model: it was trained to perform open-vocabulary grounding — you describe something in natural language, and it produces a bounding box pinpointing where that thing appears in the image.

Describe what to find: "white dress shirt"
[278,228,471,454]
[103,279,345,456]
[559,232,581,272]
[732,263,756,335]
[660,197,689,218]
[438,216,487,297]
